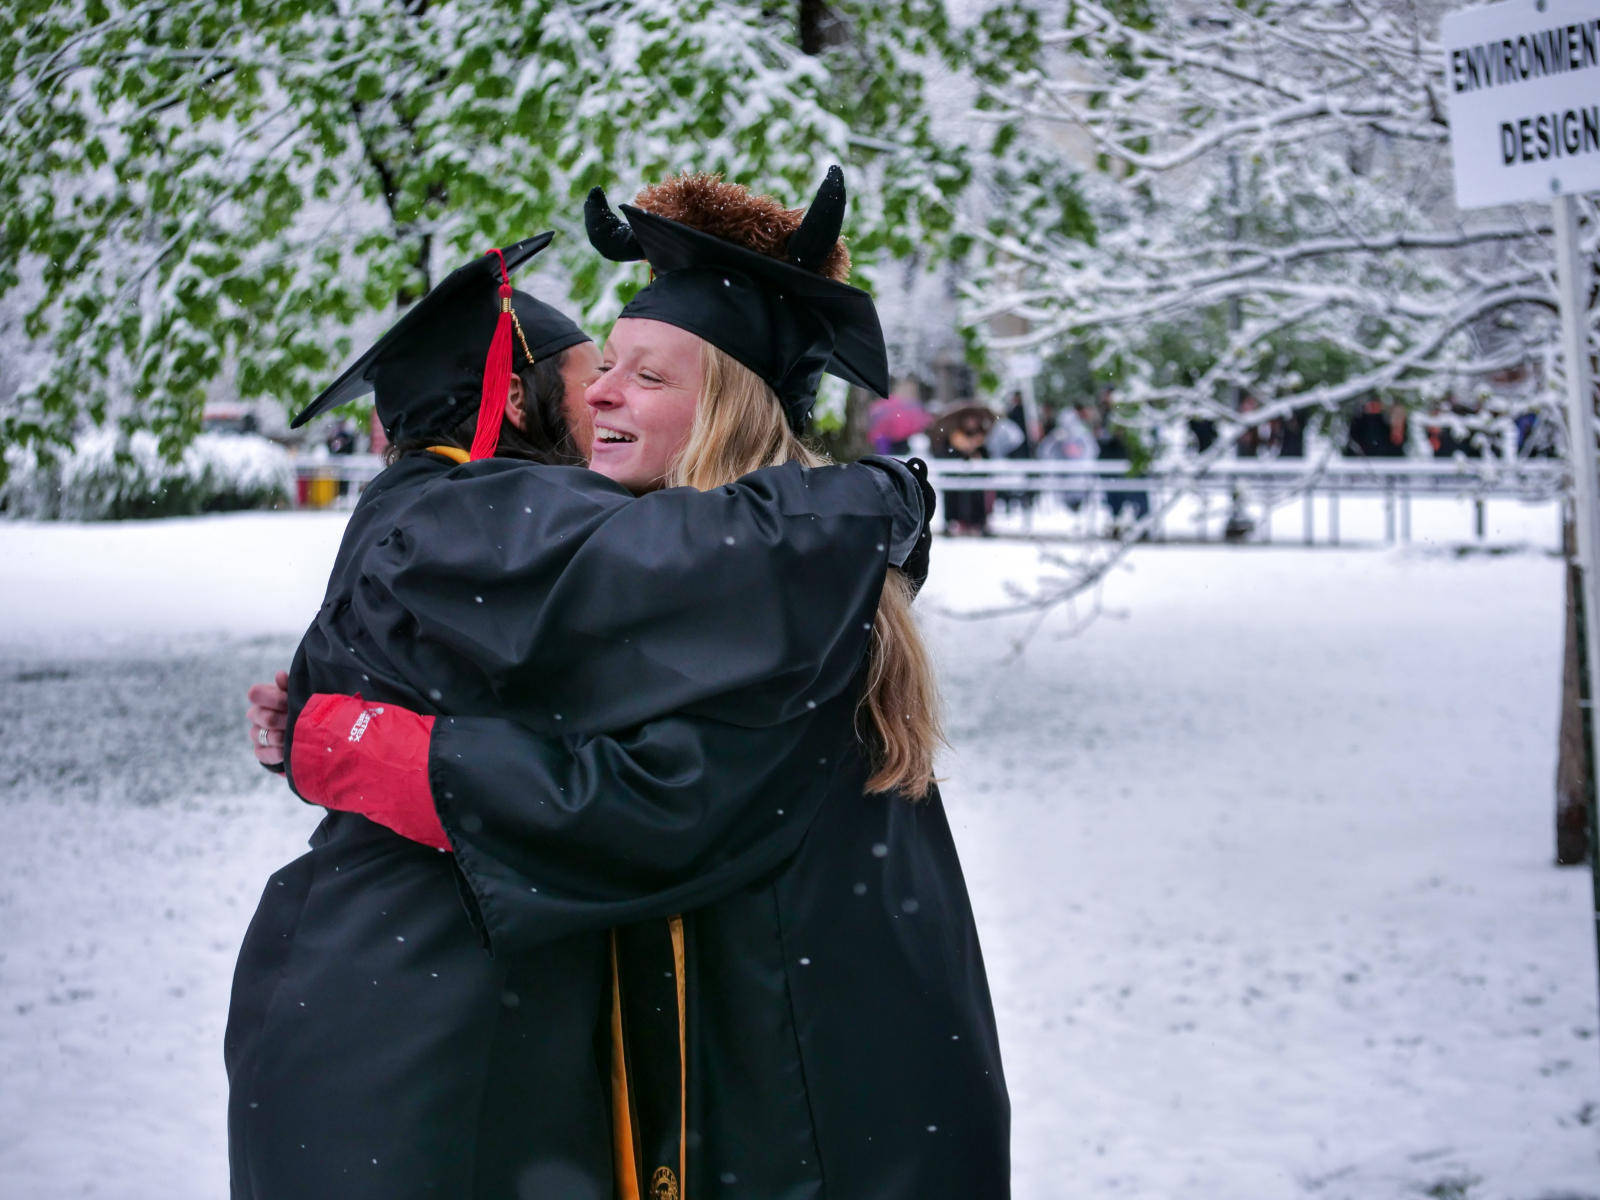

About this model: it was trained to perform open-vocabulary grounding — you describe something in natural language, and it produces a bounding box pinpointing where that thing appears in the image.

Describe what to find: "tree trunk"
[1556,511,1593,866]
[797,0,830,55]
[814,386,872,462]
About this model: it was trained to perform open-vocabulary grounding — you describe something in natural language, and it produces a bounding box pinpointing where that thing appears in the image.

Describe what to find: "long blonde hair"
[667,344,944,798]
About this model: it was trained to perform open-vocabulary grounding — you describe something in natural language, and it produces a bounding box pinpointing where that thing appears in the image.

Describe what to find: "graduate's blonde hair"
[666,344,943,798]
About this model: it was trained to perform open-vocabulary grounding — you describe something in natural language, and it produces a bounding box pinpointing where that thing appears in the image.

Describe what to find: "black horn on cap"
[585,187,646,262]
[786,165,845,274]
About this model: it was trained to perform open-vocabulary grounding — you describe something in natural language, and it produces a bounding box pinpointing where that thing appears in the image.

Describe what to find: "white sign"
[1007,352,1043,381]
[1443,0,1600,209]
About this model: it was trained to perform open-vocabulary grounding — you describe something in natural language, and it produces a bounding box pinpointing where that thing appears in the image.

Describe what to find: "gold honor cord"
[672,914,687,1198]
[610,934,643,1200]
[609,918,689,1200]
[424,444,471,464]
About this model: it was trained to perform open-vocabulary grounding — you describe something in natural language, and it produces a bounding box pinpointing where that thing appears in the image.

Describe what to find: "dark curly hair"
[385,347,584,467]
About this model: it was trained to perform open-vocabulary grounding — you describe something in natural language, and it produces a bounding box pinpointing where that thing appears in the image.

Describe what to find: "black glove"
[899,457,936,596]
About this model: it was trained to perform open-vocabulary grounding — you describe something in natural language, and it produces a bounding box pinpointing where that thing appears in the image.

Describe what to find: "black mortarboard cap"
[585,167,890,432]
[290,233,590,444]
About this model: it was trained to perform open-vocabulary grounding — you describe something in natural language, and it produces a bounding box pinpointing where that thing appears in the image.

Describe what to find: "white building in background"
[866,8,1100,419]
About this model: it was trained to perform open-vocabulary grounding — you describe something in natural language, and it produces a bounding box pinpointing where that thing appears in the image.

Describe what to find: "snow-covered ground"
[1,509,1596,1199]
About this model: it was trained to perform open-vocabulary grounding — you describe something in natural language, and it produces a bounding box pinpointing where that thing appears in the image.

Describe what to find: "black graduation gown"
[226,451,923,1200]
[430,705,1011,1199]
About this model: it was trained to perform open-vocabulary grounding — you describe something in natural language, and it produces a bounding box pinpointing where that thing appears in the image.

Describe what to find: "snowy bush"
[186,434,296,514]
[1,431,291,520]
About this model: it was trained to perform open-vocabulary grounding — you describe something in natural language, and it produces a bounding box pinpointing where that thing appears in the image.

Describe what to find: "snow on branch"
[967,0,1581,438]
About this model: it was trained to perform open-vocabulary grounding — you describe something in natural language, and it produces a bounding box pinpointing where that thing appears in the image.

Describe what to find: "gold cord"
[510,309,537,367]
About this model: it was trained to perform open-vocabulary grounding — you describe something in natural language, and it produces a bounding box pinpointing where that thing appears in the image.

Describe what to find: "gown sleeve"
[425,690,867,953]
[347,457,921,735]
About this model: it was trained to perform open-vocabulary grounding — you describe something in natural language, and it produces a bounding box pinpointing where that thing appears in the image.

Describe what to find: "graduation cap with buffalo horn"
[289,232,591,457]
[586,166,890,432]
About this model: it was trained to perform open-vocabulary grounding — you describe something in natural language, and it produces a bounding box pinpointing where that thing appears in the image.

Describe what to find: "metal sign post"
[1442,0,1600,1048]
[1553,193,1600,986]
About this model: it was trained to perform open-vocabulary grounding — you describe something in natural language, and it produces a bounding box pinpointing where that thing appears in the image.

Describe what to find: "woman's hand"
[247,670,290,770]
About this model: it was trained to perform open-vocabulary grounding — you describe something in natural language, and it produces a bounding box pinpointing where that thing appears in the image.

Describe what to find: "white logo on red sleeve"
[348,706,384,743]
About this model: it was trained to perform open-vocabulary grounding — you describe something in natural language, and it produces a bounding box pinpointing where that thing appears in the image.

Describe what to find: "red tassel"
[470,249,515,461]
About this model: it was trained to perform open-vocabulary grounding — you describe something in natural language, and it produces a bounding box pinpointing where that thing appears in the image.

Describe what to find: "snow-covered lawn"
[1,511,1595,1199]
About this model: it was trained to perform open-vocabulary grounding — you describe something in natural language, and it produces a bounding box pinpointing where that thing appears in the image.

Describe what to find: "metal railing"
[920,456,1568,545]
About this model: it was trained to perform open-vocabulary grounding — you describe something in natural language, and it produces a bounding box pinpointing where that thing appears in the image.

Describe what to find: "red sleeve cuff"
[290,693,449,851]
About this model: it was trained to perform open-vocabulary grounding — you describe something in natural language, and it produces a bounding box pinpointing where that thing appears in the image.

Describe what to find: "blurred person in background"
[1094,386,1150,530]
[1236,392,1279,458]
[1035,402,1098,512]
[1345,394,1408,457]
[935,407,993,535]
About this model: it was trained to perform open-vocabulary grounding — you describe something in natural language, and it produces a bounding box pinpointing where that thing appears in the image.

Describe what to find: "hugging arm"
[289,689,864,953]
[275,454,935,948]
[340,456,925,737]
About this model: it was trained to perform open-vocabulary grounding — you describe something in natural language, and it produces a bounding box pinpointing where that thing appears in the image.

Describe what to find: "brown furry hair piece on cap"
[632,173,852,284]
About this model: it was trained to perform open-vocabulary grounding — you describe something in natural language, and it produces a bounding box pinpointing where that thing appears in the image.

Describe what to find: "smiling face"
[557,339,604,459]
[584,318,704,493]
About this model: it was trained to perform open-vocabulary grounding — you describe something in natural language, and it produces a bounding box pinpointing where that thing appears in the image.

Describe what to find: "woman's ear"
[505,374,527,431]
